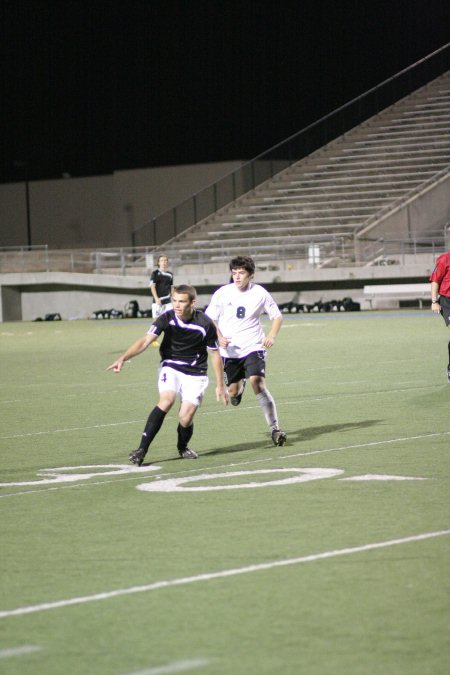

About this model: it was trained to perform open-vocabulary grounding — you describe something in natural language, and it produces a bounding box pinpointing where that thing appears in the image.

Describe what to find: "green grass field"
[1,311,449,675]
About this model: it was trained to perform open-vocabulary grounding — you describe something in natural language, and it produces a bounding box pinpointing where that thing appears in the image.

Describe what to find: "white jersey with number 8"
[205,282,281,358]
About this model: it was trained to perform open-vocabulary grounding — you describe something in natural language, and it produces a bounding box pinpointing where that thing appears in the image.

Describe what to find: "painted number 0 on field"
[137,468,344,492]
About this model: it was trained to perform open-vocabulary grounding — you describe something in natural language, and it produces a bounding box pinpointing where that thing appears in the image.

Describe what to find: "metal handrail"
[356,166,450,238]
[131,43,450,249]
[0,231,446,276]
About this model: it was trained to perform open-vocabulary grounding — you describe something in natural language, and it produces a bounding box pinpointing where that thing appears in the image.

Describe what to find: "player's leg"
[129,368,178,465]
[246,352,287,446]
[447,327,450,382]
[224,358,246,405]
[440,297,450,382]
[177,401,198,458]
[176,373,209,458]
[229,379,246,405]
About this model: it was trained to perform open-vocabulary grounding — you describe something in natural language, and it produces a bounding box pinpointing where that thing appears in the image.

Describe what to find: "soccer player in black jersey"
[107,285,228,464]
[149,254,174,318]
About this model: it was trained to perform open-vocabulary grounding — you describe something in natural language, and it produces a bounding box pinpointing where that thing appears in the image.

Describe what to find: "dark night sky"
[1,0,449,183]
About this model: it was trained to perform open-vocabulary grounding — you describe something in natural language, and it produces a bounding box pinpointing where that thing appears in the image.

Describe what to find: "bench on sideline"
[363,283,430,309]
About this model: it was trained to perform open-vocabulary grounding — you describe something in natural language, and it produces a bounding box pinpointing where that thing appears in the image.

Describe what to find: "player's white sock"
[256,389,278,429]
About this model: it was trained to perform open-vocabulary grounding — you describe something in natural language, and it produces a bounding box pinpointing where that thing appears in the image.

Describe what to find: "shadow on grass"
[200,419,382,458]
[138,419,382,465]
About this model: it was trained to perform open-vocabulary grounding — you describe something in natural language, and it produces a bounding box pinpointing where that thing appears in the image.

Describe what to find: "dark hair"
[229,255,255,275]
[157,255,169,265]
[172,284,197,302]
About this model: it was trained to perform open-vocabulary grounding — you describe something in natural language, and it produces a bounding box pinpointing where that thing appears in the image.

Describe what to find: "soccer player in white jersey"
[107,285,228,465]
[206,255,287,446]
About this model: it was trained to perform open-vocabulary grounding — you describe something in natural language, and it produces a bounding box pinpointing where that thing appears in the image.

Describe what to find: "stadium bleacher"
[158,70,450,270]
[1,68,449,320]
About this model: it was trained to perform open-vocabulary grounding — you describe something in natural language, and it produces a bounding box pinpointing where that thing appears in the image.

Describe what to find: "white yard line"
[0,645,42,659]
[0,419,144,439]
[0,383,444,439]
[126,660,209,675]
[279,429,450,459]
[0,530,448,620]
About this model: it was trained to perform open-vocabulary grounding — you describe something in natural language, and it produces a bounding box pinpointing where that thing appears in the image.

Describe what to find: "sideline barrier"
[363,283,429,309]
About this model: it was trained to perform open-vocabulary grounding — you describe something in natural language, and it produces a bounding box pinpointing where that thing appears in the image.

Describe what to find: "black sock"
[139,407,166,451]
[177,423,193,451]
[448,340,450,367]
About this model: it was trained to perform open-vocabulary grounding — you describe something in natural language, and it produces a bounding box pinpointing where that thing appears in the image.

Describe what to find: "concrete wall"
[0,253,438,321]
[20,290,152,321]
[1,285,22,321]
[0,161,243,249]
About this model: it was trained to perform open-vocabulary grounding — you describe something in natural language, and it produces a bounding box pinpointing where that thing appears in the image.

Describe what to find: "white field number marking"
[0,465,426,489]
[137,468,343,492]
[0,464,161,487]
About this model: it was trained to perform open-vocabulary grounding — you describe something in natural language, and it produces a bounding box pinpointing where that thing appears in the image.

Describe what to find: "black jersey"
[149,268,173,302]
[147,309,218,375]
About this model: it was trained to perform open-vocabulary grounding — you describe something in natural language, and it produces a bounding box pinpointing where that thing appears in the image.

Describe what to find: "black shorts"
[439,295,450,327]
[223,351,266,386]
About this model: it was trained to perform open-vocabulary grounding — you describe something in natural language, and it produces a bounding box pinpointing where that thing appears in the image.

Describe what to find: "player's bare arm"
[431,281,441,313]
[218,335,232,348]
[262,315,283,348]
[149,284,160,304]
[209,349,229,405]
[106,333,157,372]
[210,319,232,349]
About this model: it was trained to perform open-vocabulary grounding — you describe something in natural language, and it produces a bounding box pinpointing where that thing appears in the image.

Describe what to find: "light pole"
[13,160,31,248]
[24,176,31,248]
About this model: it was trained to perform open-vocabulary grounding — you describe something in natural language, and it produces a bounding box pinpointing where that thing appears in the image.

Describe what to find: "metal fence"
[0,246,154,275]
[1,228,447,276]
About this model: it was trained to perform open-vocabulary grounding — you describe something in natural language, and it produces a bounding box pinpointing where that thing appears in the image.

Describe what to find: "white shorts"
[152,302,172,319]
[158,366,209,406]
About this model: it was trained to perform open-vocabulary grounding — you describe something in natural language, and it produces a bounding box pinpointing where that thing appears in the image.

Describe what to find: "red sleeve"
[429,253,450,295]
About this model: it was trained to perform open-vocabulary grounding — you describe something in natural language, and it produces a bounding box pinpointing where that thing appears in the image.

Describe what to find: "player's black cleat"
[129,448,147,466]
[230,379,246,406]
[178,447,198,459]
[447,365,450,383]
[271,429,287,447]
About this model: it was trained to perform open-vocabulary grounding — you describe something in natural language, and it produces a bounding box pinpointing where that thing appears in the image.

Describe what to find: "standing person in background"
[149,255,174,318]
[430,250,450,382]
[206,255,287,447]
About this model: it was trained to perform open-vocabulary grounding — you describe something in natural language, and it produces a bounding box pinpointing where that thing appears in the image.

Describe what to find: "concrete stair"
[161,70,450,269]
